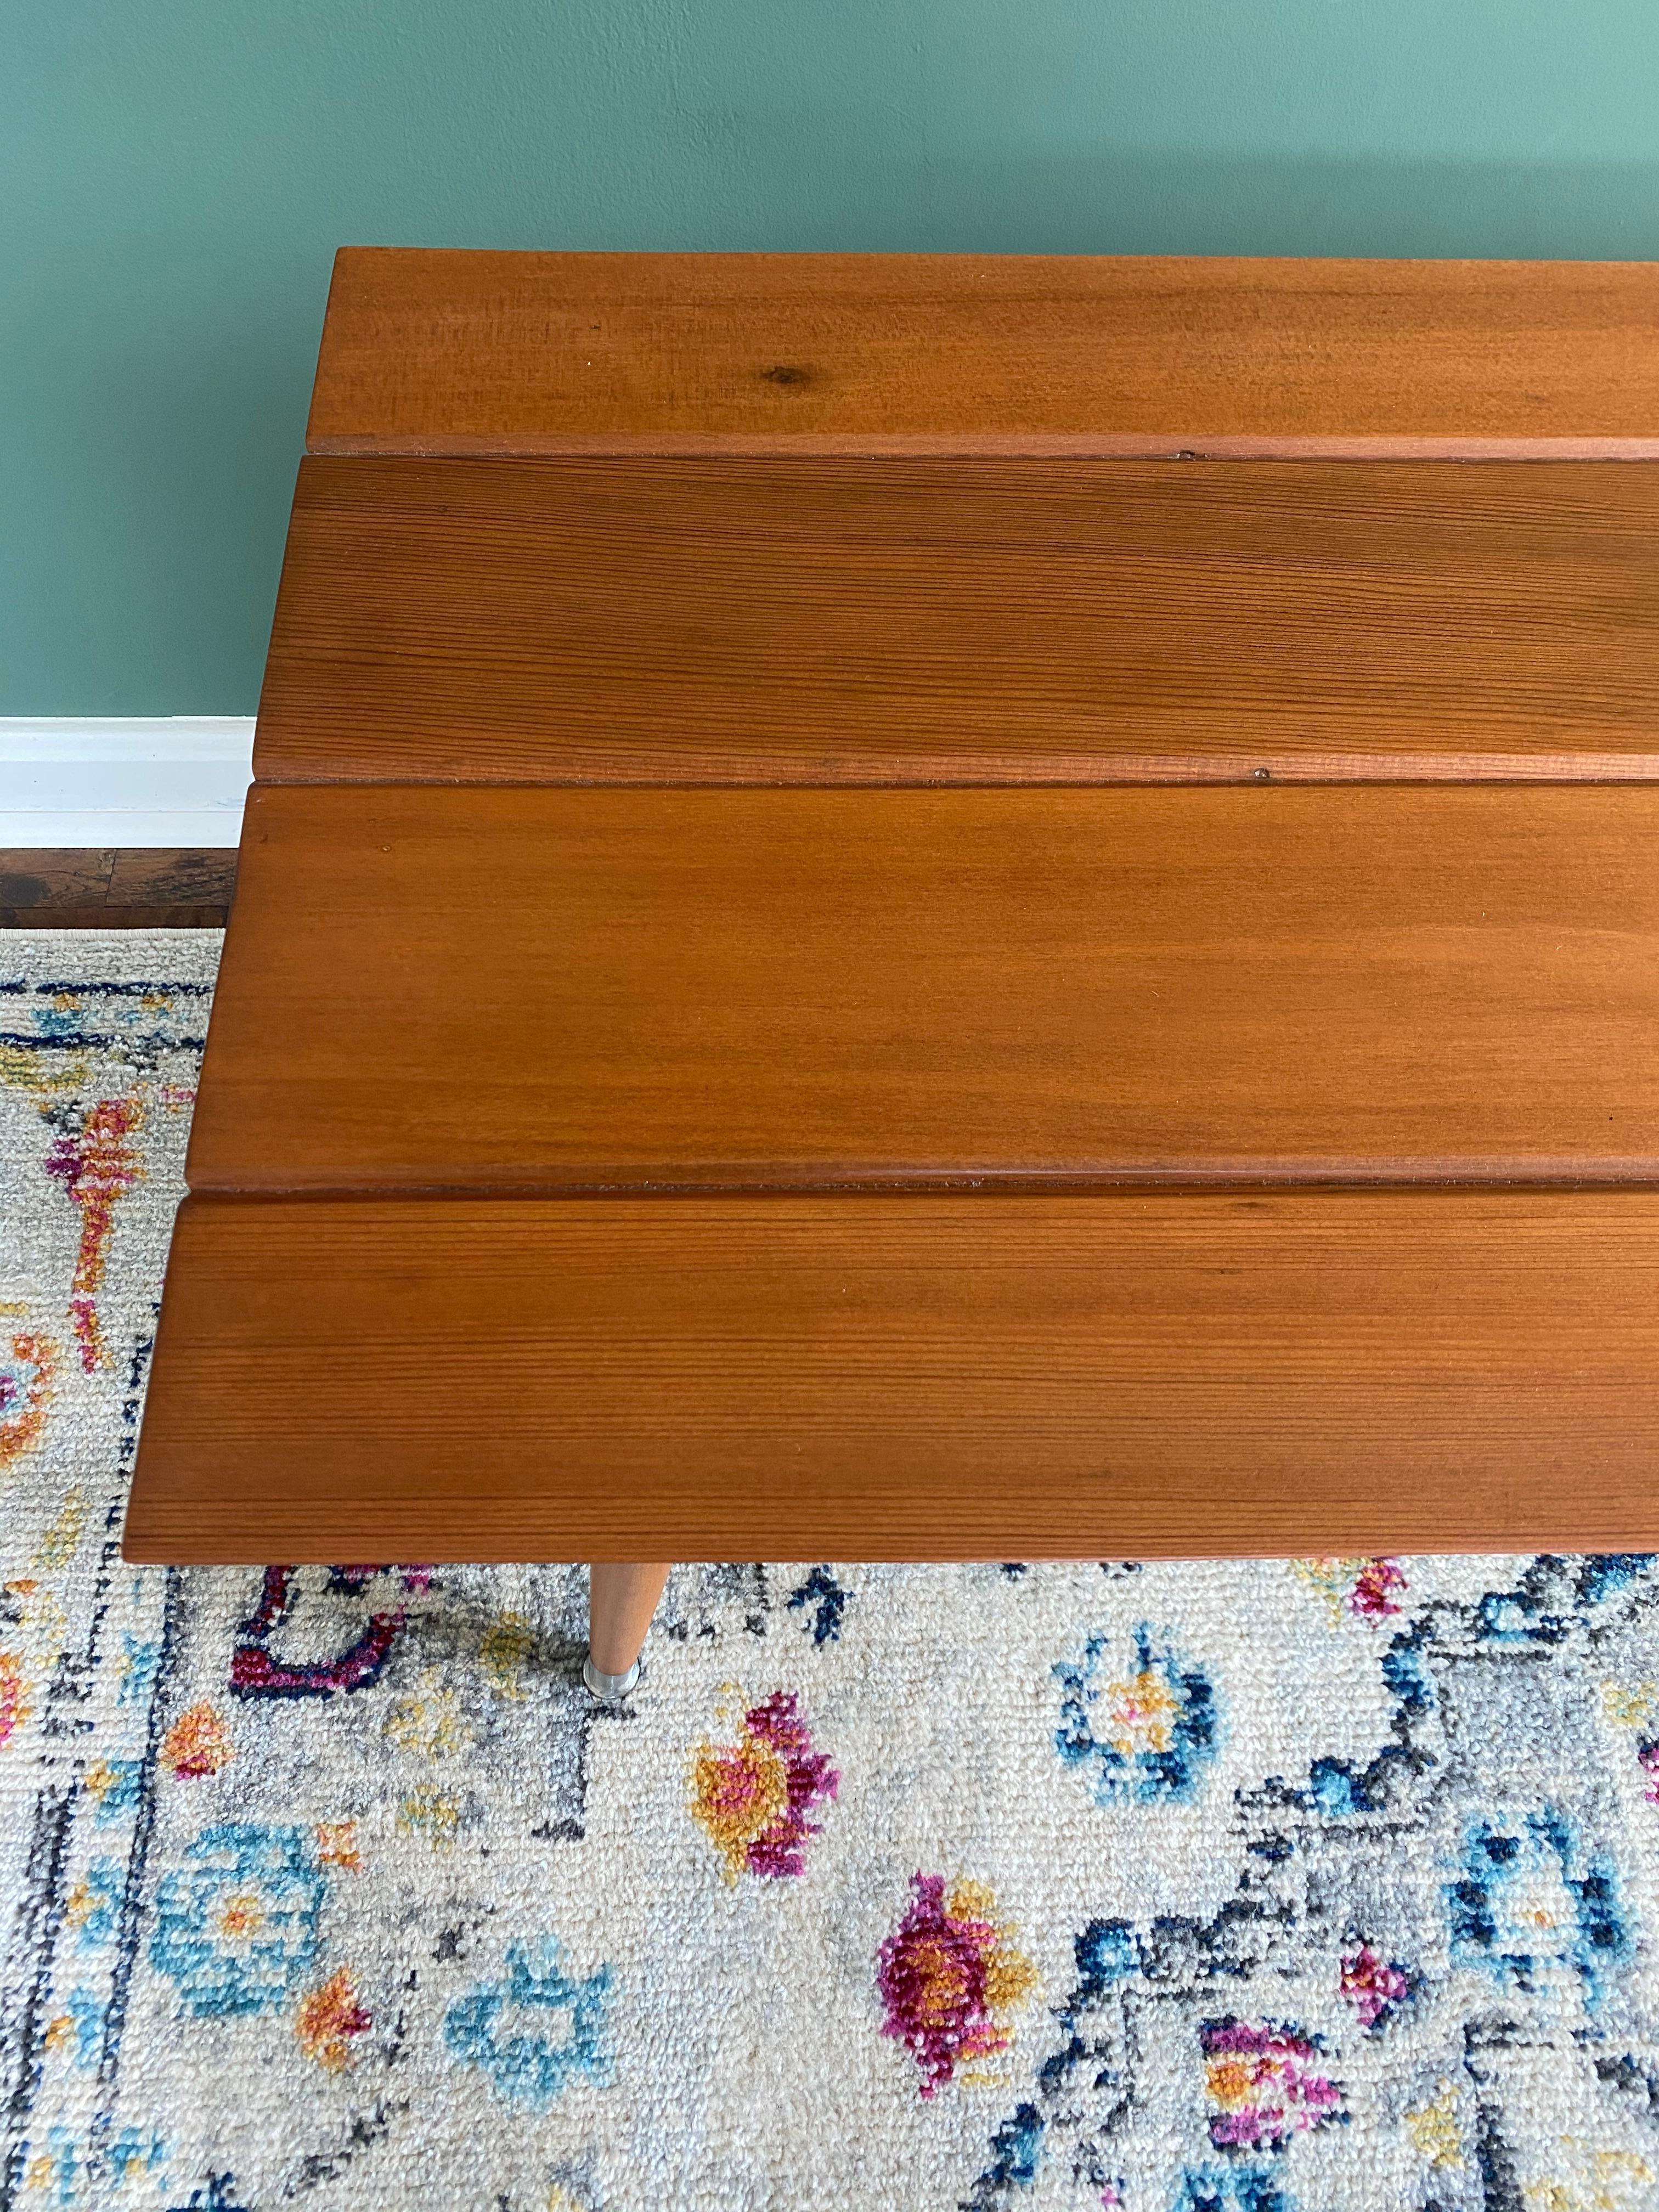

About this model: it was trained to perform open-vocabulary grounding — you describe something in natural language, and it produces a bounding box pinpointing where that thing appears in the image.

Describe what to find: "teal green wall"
[8,0,1659,713]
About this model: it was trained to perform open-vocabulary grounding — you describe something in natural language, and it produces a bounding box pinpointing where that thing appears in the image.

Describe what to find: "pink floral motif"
[1200,2018,1343,2151]
[1350,1559,1407,1619]
[1293,1556,1408,1626]
[690,1690,838,1882]
[877,1875,1037,2098]
[0,1652,27,1750]
[1340,1942,1412,2030]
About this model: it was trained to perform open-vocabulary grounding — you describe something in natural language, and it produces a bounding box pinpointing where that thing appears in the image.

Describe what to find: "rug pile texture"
[4,931,1659,2211]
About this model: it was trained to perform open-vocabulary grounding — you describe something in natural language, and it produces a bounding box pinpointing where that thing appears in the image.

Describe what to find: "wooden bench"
[124,251,1659,1696]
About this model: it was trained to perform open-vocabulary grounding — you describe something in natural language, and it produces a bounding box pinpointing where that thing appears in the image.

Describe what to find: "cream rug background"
[4,930,1659,2212]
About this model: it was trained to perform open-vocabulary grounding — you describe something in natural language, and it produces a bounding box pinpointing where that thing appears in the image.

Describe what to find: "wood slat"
[307,251,1659,458]
[256,457,1659,786]
[123,1189,1659,1562]
[188,783,1659,1193]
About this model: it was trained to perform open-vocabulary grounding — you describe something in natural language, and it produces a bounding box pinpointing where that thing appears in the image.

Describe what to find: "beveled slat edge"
[180,1165,1659,1196]
[304,432,1659,460]
[123,1513,1659,1566]
[245,757,1659,788]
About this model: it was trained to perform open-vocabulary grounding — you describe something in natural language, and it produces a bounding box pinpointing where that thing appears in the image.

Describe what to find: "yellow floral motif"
[217,1893,267,1943]
[383,1671,472,1758]
[6,1581,67,1662]
[1601,1680,1659,1731]
[2,1580,67,1745]
[1406,2083,1464,2170]
[3,1575,69,1690]
[84,1758,116,1800]
[0,1044,86,1098]
[1524,2142,1655,2210]
[397,1785,460,1850]
[32,1485,86,1570]
[480,1611,535,1699]
[948,1880,1039,2022]
[1098,1668,1180,1758]
[65,1876,105,1932]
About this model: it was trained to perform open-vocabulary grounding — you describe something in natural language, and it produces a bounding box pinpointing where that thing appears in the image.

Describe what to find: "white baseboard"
[0,719,255,847]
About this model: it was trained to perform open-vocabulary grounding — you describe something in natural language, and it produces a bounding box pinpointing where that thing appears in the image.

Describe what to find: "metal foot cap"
[583,1654,641,1703]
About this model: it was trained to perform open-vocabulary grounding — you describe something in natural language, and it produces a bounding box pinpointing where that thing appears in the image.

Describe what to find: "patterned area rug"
[5,932,1659,2212]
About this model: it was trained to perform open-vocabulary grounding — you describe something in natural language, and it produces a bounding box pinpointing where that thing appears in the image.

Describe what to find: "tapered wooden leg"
[584,1562,673,1699]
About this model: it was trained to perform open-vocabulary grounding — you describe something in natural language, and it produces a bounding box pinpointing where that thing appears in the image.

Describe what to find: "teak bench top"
[123,250,1659,1565]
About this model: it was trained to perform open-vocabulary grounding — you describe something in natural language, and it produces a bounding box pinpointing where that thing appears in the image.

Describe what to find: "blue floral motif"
[1054,1624,1218,1805]
[444,1937,612,2109]
[32,1001,84,1040]
[61,1985,104,2068]
[104,2128,167,2185]
[72,1857,122,1949]
[149,1823,325,2017]
[119,1633,161,1707]
[786,1567,850,1647]
[970,2102,1045,2196]
[166,2173,247,2210]
[1447,1805,1630,2007]
[1175,2169,1294,2212]
[90,1759,143,1825]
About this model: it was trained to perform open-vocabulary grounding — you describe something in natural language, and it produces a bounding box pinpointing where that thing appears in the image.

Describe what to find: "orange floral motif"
[0,1330,55,1471]
[162,1702,234,1779]
[45,1098,144,1372]
[296,1968,372,2071]
[314,1820,362,1871]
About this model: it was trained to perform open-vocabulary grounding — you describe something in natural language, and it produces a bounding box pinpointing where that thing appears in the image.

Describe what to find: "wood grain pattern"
[106,849,239,909]
[188,782,1659,1193]
[123,1190,1659,1561]
[0,849,115,909]
[306,251,1659,458]
[255,457,1659,785]
[0,848,236,929]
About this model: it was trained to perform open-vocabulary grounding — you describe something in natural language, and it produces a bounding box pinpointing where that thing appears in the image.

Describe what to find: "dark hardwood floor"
[0,848,237,928]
